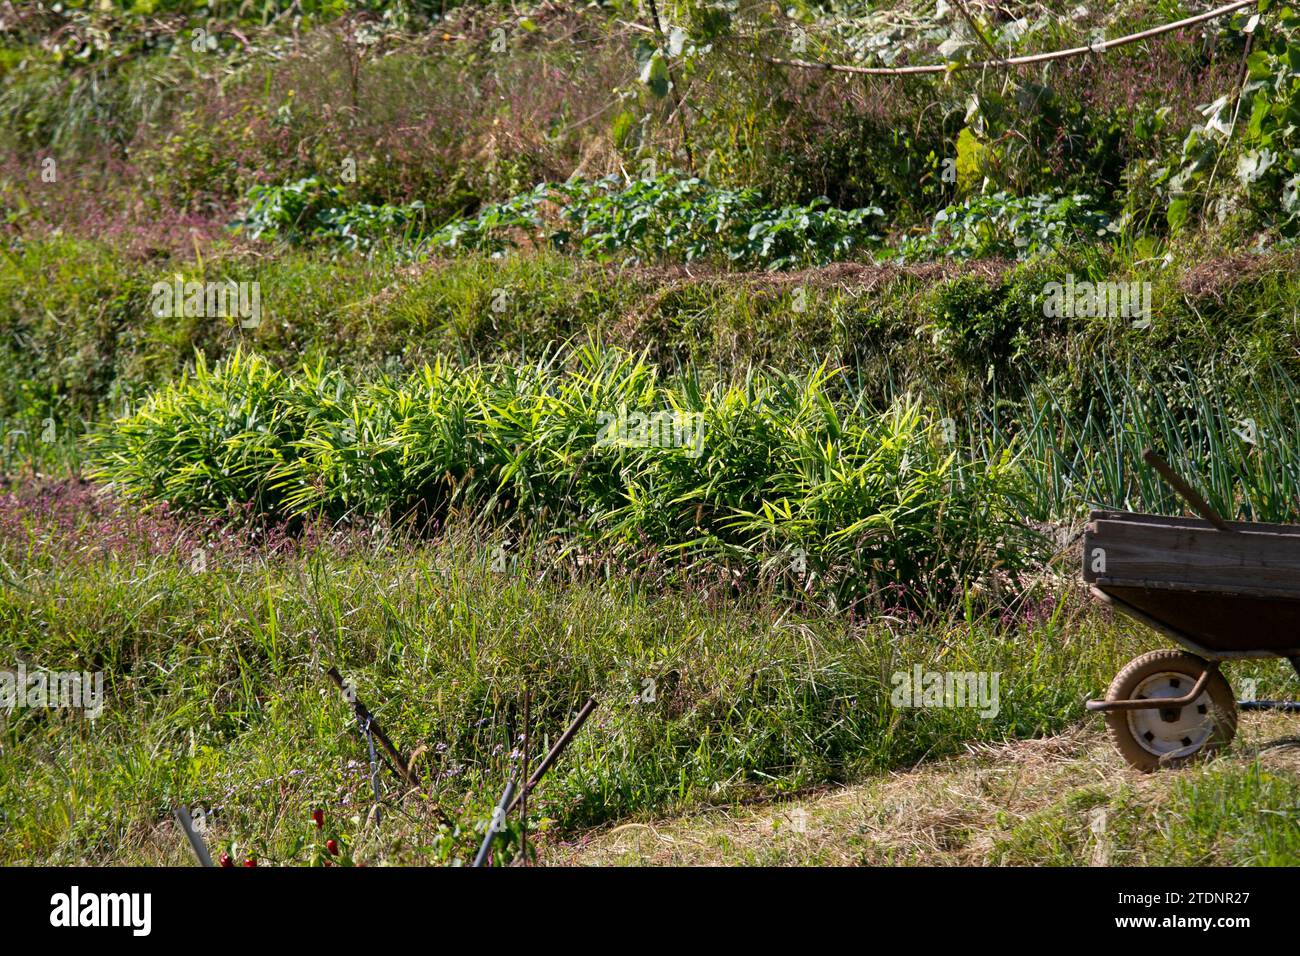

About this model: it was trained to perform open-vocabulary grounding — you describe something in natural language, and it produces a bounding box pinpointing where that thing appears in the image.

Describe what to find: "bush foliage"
[89,347,1030,605]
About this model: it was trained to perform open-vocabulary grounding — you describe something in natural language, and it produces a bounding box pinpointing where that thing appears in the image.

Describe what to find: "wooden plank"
[1095,584,1300,655]
[1094,575,1300,603]
[1088,510,1300,537]
[1083,518,1300,596]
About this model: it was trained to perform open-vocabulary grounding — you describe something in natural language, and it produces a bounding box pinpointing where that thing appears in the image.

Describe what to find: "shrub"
[237,177,428,251]
[544,174,885,270]
[89,346,1032,605]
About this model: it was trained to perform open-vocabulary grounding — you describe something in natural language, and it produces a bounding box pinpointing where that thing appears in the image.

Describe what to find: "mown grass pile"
[560,720,1300,866]
[88,346,1028,607]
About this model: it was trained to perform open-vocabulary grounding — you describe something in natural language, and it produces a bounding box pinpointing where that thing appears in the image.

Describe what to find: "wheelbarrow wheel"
[1104,649,1237,772]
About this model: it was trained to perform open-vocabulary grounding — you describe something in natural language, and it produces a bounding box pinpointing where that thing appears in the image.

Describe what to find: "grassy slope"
[5,238,1300,429]
[3,483,1298,865]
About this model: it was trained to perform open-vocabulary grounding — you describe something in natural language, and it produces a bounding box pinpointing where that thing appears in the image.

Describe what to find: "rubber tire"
[1103,649,1237,773]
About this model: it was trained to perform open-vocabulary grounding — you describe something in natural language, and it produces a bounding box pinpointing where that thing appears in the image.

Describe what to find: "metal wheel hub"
[1126,671,1215,757]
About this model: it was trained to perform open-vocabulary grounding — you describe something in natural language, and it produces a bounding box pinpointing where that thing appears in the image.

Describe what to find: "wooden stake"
[325,666,453,827]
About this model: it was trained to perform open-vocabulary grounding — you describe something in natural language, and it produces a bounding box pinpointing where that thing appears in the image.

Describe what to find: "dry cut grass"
[552,713,1300,867]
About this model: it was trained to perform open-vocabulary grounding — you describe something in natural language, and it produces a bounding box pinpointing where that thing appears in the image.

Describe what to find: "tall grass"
[1000,359,1300,522]
[0,497,1128,864]
[0,416,84,477]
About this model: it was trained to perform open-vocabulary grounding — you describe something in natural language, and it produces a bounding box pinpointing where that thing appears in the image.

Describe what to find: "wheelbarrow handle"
[1085,661,1218,712]
[1141,448,1234,533]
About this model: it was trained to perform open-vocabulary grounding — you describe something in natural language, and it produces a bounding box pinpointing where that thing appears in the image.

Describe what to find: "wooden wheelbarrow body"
[1083,510,1300,661]
[1079,452,1300,767]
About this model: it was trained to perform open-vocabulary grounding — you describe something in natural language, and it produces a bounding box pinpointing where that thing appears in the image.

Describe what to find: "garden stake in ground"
[520,687,531,865]
[471,776,517,869]
[325,666,452,826]
[172,806,214,868]
[506,696,598,816]
[362,711,384,826]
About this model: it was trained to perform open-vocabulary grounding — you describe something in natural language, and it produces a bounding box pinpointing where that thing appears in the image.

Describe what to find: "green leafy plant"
[89,345,1030,606]
[1157,4,1300,235]
[237,177,426,250]
[899,191,1113,260]
[430,172,885,269]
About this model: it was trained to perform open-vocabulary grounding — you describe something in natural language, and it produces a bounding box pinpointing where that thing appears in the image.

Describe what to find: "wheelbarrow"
[1082,449,1300,771]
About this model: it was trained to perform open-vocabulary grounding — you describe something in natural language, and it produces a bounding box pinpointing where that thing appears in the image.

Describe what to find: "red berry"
[312,808,324,829]
[326,839,339,856]
[219,853,233,868]
[243,858,256,867]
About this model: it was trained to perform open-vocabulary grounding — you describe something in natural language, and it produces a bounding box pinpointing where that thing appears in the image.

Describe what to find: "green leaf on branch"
[641,50,670,98]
